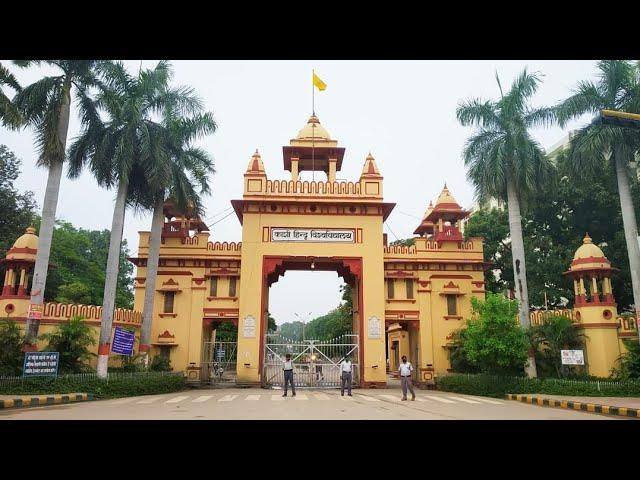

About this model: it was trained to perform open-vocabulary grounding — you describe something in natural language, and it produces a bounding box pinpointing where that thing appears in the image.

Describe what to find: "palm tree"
[457,69,555,378]
[530,316,586,378]
[555,60,640,329]
[137,104,216,366]
[0,62,22,129]
[12,60,98,349]
[68,61,205,378]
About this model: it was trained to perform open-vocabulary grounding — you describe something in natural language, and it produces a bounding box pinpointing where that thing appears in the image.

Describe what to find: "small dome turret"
[246,149,266,174]
[6,226,38,261]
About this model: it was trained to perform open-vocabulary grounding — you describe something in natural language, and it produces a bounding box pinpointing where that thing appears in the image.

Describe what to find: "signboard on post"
[111,327,135,356]
[561,350,585,365]
[27,303,43,321]
[23,352,59,377]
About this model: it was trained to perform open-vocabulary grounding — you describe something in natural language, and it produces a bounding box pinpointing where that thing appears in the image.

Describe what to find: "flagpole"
[312,69,315,182]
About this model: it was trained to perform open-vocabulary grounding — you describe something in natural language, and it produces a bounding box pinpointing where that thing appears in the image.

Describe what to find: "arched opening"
[260,256,362,388]
[202,318,238,385]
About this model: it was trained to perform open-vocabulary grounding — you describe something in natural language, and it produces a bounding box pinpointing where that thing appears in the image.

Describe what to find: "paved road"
[0,389,619,420]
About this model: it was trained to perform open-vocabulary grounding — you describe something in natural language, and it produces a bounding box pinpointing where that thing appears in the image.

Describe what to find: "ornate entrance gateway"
[262,333,359,388]
[130,113,489,387]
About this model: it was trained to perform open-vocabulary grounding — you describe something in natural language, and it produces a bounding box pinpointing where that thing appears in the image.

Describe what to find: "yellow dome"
[6,226,38,261]
[573,233,606,261]
[295,115,332,141]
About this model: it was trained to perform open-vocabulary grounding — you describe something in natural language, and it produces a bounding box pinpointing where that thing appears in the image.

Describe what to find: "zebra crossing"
[108,392,505,407]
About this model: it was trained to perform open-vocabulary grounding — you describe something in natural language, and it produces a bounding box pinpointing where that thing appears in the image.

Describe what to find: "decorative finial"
[366,151,374,160]
[253,149,260,157]
[26,226,36,235]
[444,182,448,189]
[583,233,592,244]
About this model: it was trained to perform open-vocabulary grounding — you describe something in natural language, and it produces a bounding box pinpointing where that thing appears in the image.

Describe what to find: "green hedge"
[0,372,187,399]
[436,374,640,398]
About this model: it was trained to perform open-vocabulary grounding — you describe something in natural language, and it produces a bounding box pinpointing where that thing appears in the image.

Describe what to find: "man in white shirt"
[340,355,353,396]
[282,353,296,397]
[399,355,415,401]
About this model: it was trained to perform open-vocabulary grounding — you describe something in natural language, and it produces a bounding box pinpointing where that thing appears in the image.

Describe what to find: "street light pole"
[295,312,312,342]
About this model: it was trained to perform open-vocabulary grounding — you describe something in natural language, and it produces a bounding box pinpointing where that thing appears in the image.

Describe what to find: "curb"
[506,394,639,419]
[0,393,93,410]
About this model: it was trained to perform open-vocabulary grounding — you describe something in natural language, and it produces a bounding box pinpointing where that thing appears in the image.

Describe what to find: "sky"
[1,60,597,325]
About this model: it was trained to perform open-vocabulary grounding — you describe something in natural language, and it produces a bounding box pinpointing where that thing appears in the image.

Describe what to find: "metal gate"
[262,334,359,388]
[202,341,237,384]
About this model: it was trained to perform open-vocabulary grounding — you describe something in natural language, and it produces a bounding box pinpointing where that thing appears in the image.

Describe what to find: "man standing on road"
[340,355,353,396]
[399,355,415,401]
[282,353,296,397]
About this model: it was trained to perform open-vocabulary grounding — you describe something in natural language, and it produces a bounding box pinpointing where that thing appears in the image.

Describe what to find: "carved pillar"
[17,268,27,296]
[603,276,614,303]
[2,268,14,296]
[291,158,299,182]
[328,158,337,183]
[579,277,586,304]
[591,276,600,304]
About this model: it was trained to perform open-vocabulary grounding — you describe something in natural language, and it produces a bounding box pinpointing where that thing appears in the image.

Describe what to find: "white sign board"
[368,316,381,339]
[561,350,584,365]
[271,228,355,243]
[243,315,256,338]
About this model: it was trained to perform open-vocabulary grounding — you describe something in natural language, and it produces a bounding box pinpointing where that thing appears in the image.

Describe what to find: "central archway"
[260,256,363,387]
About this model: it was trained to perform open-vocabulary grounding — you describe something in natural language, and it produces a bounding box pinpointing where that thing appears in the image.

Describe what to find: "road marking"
[166,395,190,404]
[357,395,380,402]
[245,394,261,401]
[414,397,428,402]
[137,397,162,404]
[340,395,355,400]
[314,393,330,400]
[192,395,214,403]
[424,396,456,404]
[379,394,402,402]
[469,397,504,405]
[294,394,308,400]
[448,396,481,404]
[272,395,285,401]
[218,395,238,402]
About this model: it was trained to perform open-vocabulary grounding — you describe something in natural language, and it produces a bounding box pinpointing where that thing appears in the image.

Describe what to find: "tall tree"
[67,61,189,377]
[457,69,555,377]
[45,220,134,308]
[465,151,640,311]
[12,60,98,349]
[136,80,216,366]
[555,60,640,330]
[0,146,38,262]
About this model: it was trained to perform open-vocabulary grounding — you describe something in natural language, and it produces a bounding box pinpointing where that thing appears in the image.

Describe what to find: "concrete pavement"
[0,388,619,420]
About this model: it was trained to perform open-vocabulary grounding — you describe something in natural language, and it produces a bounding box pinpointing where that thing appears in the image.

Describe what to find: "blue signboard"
[111,327,135,356]
[23,352,59,377]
